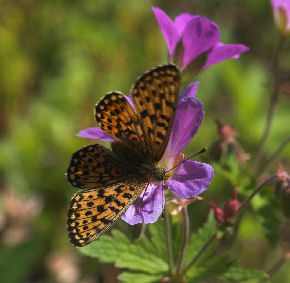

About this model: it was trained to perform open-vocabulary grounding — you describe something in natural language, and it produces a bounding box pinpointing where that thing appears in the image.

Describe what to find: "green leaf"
[79,230,130,262]
[148,219,167,259]
[257,203,280,248]
[79,229,168,274]
[119,272,164,283]
[185,211,217,267]
[186,254,232,280]
[222,264,269,281]
[186,253,268,282]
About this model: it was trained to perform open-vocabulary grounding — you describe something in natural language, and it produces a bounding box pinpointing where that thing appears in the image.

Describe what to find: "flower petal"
[182,16,220,68]
[167,160,214,199]
[121,183,164,225]
[203,43,249,70]
[77,127,115,141]
[167,96,204,157]
[179,82,199,100]
[271,0,290,31]
[174,13,195,34]
[152,7,181,57]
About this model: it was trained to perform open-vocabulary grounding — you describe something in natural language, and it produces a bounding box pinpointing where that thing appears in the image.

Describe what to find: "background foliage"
[0,0,289,282]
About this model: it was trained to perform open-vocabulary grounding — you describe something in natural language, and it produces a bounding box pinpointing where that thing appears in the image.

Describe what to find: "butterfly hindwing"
[67,179,148,247]
[67,143,127,189]
[131,64,180,161]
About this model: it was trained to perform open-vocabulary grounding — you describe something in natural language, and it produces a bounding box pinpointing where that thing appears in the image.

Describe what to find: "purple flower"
[271,0,290,35]
[152,7,249,72]
[78,83,214,224]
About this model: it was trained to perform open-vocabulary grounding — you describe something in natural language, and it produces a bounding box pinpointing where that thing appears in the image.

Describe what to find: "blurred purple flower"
[271,0,290,35]
[78,83,214,224]
[152,7,249,72]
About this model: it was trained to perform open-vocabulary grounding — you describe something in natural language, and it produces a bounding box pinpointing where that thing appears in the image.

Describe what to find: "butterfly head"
[149,164,170,183]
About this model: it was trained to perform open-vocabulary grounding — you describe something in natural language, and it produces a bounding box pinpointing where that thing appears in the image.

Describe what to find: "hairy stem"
[254,36,285,171]
[176,206,190,275]
[235,174,277,220]
[164,204,175,274]
[183,231,217,274]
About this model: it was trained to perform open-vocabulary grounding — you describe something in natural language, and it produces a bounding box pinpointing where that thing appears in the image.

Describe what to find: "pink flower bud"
[223,188,240,222]
[216,120,236,144]
[210,202,225,223]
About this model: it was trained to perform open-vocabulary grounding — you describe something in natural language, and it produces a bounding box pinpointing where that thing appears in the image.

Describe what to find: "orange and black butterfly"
[66,65,180,247]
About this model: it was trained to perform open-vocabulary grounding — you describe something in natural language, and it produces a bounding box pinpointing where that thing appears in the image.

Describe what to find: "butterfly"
[66,64,180,247]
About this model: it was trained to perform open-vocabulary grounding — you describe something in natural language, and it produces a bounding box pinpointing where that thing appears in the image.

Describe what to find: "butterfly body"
[67,64,180,246]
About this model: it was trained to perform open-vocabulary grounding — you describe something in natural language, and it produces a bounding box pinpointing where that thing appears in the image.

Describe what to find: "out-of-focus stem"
[254,36,285,171]
[259,134,290,174]
[259,256,288,282]
[267,257,287,278]
[183,232,217,274]
[176,206,190,275]
[164,204,175,274]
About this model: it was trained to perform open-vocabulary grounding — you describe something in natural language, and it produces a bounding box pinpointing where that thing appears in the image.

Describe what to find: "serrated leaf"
[222,264,268,281]
[149,220,167,259]
[185,211,217,267]
[119,271,164,283]
[79,229,168,274]
[79,230,130,262]
[257,202,280,248]
[186,254,233,280]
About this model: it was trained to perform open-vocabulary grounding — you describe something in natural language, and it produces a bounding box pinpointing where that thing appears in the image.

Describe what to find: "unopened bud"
[276,165,290,218]
[280,181,290,218]
[271,0,290,36]
[218,123,236,144]
[210,202,225,223]
[223,188,240,222]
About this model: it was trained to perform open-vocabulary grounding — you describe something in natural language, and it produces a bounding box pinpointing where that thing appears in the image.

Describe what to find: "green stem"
[254,36,286,171]
[183,231,217,274]
[176,206,190,275]
[164,204,175,274]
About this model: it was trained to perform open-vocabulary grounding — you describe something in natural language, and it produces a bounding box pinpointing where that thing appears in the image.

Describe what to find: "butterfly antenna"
[166,147,207,174]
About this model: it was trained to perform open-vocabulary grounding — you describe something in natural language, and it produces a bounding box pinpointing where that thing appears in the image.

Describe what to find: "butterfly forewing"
[67,179,149,247]
[131,65,180,161]
[95,92,146,152]
[67,143,127,189]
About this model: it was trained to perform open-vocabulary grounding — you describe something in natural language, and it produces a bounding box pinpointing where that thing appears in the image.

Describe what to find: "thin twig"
[254,36,286,171]
[164,204,175,274]
[176,206,190,275]
[235,174,277,220]
[183,231,217,274]
[259,134,290,174]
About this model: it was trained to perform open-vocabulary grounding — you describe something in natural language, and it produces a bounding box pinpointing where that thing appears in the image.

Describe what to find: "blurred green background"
[0,0,290,282]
